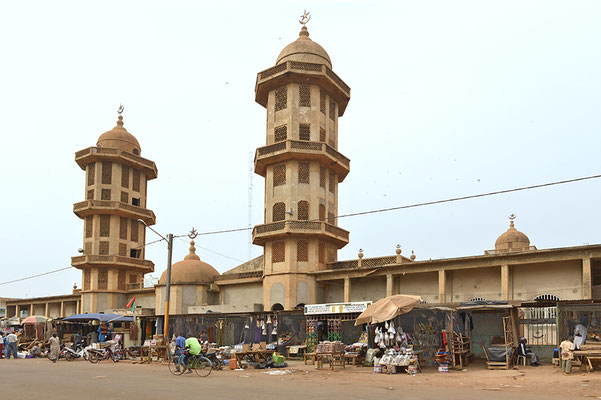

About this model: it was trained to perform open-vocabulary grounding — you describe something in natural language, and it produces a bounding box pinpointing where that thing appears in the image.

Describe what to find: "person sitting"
[183,333,202,374]
[517,337,540,366]
[559,336,575,375]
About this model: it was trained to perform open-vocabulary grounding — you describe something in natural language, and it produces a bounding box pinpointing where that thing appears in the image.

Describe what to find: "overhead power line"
[181,173,601,237]
[0,238,165,286]
[175,236,244,263]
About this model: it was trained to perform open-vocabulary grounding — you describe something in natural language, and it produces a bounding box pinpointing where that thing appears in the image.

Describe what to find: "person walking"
[6,332,18,359]
[48,333,60,363]
[559,336,575,375]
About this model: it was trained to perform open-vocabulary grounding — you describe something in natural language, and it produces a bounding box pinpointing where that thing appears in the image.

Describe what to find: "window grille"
[83,270,91,290]
[299,123,310,140]
[299,84,311,107]
[130,219,139,242]
[120,191,128,203]
[469,297,487,301]
[329,130,335,148]
[534,294,560,301]
[85,216,93,238]
[320,90,326,114]
[319,204,326,221]
[329,100,336,120]
[99,215,110,237]
[121,165,129,188]
[272,241,285,263]
[132,169,140,192]
[87,163,95,186]
[101,162,112,184]
[328,211,335,225]
[273,164,286,187]
[118,270,126,290]
[274,125,287,142]
[101,189,111,200]
[320,128,326,142]
[119,243,127,256]
[119,217,128,240]
[327,248,336,263]
[129,274,138,284]
[275,86,287,111]
[297,240,309,262]
[272,202,286,222]
[298,201,309,220]
[318,241,325,263]
[329,171,336,193]
[320,167,326,188]
[84,242,92,255]
[99,241,109,255]
[87,190,94,200]
[298,161,310,184]
[98,269,108,290]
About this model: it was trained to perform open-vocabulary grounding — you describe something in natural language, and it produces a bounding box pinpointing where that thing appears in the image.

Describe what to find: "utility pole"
[164,233,173,342]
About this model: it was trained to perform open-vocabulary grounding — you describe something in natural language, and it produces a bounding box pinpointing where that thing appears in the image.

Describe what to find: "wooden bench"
[304,352,317,365]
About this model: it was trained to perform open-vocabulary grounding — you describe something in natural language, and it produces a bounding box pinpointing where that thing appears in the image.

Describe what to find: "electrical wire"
[179,173,601,237]
[0,238,165,286]
[175,236,244,263]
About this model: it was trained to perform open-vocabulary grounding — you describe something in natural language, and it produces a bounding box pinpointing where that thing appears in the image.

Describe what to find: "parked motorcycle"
[87,344,122,363]
[64,346,88,362]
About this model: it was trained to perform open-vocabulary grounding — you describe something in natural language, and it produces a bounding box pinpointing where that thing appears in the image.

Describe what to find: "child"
[559,336,575,374]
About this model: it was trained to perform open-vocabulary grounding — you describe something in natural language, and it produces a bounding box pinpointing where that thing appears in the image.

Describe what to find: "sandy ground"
[1,358,600,400]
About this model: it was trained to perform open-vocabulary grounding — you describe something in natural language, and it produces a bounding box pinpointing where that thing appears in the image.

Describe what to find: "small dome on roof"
[97,114,141,155]
[495,217,531,252]
[276,26,332,68]
[159,241,220,285]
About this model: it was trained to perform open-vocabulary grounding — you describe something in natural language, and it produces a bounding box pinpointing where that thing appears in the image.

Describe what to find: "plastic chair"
[516,354,527,365]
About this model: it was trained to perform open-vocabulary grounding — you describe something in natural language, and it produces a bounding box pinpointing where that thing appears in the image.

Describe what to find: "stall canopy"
[22,315,49,325]
[355,295,422,326]
[62,313,133,323]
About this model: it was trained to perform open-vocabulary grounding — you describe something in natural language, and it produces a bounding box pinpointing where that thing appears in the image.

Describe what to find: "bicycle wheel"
[169,355,185,376]
[194,356,212,377]
[212,357,222,370]
[88,352,99,363]
[65,353,75,362]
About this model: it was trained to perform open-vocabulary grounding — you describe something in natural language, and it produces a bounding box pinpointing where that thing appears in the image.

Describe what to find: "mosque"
[5,21,601,320]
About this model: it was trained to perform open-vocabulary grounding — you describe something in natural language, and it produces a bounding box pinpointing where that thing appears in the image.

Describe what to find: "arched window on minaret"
[298,201,309,220]
[273,202,286,222]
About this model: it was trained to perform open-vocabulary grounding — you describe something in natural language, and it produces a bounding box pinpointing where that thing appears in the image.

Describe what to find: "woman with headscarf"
[48,333,60,363]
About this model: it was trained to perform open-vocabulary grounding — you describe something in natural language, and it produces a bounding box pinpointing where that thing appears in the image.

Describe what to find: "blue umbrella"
[62,313,133,323]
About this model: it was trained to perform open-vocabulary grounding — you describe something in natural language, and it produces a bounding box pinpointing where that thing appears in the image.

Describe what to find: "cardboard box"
[242,344,251,352]
[260,341,266,350]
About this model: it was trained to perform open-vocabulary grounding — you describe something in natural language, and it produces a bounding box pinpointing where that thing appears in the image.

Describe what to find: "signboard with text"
[304,301,371,315]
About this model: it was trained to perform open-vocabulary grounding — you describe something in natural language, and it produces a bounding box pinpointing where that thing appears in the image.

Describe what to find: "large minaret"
[253,19,351,310]
[72,110,157,313]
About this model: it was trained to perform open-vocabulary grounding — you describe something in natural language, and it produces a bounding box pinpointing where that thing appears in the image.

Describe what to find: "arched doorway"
[271,303,284,311]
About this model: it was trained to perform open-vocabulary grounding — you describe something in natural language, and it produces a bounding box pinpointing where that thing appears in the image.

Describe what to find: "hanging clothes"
[254,319,262,343]
[243,317,252,344]
[215,320,225,347]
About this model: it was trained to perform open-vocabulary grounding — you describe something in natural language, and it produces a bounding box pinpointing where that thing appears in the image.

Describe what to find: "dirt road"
[1,358,597,400]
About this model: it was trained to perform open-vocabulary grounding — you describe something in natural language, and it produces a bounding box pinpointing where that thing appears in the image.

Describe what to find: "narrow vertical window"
[101,162,112,184]
[132,169,140,192]
[275,86,287,111]
[121,165,129,188]
[130,219,139,242]
[87,163,95,186]
[319,204,326,221]
[101,189,111,200]
[273,164,286,187]
[99,215,110,237]
[272,241,286,263]
[329,171,336,193]
[329,100,336,120]
[274,125,287,142]
[298,161,310,184]
[299,124,310,141]
[85,216,93,238]
[297,240,309,262]
[119,217,128,240]
[319,128,326,143]
[272,202,286,222]
[298,201,309,220]
[87,190,94,200]
[320,90,326,114]
[320,167,326,188]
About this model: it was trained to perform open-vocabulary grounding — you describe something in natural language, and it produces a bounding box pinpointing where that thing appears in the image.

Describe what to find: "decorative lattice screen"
[119,217,128,240]
[87,163,95,186]
[320,89,326,114]
[320,127,326,142]
[99,215,110,237]
[130,219,138,242]
[274,125,287,142]
[132,169,140,192]
[299,84,311,107]
[119,243,127,256]
[101,162,112,184]
[299,123,310,140]
[272,202,286,222]
[329,100,336,120]
[121,165,129,188]
[320,167,326,188]
[329,171,336,193]
[319,204,326,220]
[275,86,288,111]
[273,164,286,187]
[99,241,109,255]
[298,200,309,220]
[318,241,325,263]
[272,241,285,263]
[84,270,91,290]
[118,269,126,290]
[298,161,309,184]
[101,189,111,200]
[297,240,309,262]
[87,189,94,200]
[98,269,108,290]
[120,191,128,203]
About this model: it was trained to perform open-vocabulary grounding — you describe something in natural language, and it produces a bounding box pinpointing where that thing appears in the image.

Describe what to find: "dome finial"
[298,10,311,38]
[116,104,125,127]
[189,240,196,256]
[509,213,516,228]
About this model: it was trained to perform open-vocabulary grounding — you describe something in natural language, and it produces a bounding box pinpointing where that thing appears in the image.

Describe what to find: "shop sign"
[304,302,371,315]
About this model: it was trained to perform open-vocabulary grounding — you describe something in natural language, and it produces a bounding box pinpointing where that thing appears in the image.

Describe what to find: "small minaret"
[253,15,351,310]
[72,109,158,313]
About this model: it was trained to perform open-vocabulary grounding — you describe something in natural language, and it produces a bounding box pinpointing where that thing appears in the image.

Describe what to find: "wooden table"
[286,345,307,360]
[573,351,600,372]
[344,353,364,366]
[315,352,345,370]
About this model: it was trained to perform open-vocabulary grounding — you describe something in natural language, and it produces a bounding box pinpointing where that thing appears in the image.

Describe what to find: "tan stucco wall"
[398,272,439,303]
[222,283,263,307]
[512,260,582,300]
[450,267,502,302]
[350,277,386,302]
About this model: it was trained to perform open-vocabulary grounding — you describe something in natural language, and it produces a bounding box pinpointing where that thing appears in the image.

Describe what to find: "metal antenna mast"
[247,151,253,260]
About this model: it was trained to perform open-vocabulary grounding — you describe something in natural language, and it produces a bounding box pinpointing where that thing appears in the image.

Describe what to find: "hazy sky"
[1,1,600,299]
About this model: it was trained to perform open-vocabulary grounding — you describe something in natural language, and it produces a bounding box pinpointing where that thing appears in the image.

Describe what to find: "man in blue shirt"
[174,335,186,372]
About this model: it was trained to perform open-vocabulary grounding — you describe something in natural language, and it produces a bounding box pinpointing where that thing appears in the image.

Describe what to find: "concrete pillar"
[29,304,34,316]
[501,264,510,300]
[386,273,394,297]
[583,257,592,300]
[15,305,20,318]
[45,303,49,318]
[60,301,65,317]
[438,270,446,304]
[76,300,81,314]
[344,277,351,302]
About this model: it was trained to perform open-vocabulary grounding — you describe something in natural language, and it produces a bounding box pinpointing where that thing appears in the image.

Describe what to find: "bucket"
[373,365,382,373]
[407,365,418,375]
[438,364,449,373]
[229,357,237,370]
[386,365,397,374]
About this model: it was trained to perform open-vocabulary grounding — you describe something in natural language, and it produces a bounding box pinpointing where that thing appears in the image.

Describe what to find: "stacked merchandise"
[316,341,345,354]
[434,350,451,372]
[373,347,418,374]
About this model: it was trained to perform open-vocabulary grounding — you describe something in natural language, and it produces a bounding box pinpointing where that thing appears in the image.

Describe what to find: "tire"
[168,355,185,376]
[194,356,212,377]
[65,353,75,362]
[88,352,99,363]
[212,358,222,370]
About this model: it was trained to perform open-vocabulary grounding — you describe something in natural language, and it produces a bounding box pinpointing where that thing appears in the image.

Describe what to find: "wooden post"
[583,257,592,299]
[501,265,510,300]
[438,270,446,304]
[344,277,351,302]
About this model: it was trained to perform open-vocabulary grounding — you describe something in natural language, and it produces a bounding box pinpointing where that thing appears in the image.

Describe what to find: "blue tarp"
[62,313,133,323]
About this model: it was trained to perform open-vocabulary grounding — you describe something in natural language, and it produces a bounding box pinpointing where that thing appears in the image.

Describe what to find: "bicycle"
[169,350,212,377]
